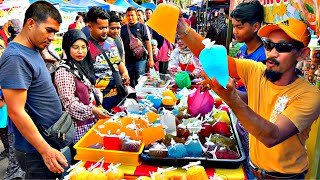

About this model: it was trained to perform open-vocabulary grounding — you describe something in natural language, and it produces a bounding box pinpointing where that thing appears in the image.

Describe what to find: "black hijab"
[62,29,95,84]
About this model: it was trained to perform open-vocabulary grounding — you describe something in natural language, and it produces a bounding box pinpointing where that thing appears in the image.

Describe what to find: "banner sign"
[230,0,319,36]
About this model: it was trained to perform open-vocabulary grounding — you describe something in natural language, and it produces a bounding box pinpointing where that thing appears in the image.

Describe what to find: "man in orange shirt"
[178,16,320,179]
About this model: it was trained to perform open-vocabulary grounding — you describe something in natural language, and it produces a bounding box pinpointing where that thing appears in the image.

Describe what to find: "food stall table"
[81,161,247,180]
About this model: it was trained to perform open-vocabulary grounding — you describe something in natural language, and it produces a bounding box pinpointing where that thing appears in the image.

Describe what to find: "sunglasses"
[263,41,302,53]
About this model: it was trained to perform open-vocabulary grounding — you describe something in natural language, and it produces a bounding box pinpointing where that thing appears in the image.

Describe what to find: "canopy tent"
[0,0,29,25]
[127,0,145,11]
[113,0,132,10]
[141,1,156,11]
[29,0,88,12]
[68,0,126,12]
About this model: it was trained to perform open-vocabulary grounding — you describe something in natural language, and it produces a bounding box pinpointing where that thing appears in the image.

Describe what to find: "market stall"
[128,0,146,11]
[141,1,157,11]
[54,1,319,179]
[113,0,134,10]
[68,0,126,12]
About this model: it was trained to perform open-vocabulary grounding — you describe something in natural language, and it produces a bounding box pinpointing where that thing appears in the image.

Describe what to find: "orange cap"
[258,18,311,47]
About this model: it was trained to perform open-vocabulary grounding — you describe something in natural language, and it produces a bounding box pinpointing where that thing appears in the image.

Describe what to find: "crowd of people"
[0,0,319,179]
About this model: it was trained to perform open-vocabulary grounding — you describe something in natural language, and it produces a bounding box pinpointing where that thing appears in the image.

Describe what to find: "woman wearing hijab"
[54,29,108,161]
[168,35,201,78]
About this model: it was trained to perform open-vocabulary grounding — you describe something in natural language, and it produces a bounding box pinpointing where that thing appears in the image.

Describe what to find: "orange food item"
[119,126,142,141]
[88,168,107,180]
[106,168,124,180]
[99,120,121,134]
[162,96,175,106]
[146,3,180,44]
[213,111,231,125]
[152,172,169,180]
[142,126,165,146]
[119,116,133,127]
[185,166,208,180]
[162,90,177,101]
[145,111,160,123]
[134,118,149,129]
[70,166,90,180]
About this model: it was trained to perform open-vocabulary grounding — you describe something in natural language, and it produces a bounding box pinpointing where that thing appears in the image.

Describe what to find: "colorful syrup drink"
[103,135,120,150]
[199,39,229,88]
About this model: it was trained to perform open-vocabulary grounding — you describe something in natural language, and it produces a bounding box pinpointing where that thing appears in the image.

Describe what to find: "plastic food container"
[135,73,172,93]
[140,111,246,169]
[74,119,144,166]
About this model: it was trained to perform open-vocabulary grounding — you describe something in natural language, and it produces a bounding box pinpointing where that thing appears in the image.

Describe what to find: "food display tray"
[74,119,144,166]
[140,111,246,169]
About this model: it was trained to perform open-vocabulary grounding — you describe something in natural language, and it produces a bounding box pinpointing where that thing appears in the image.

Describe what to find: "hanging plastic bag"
[187,87,214,117]
[175,71,191,89]
[199,39,229,88]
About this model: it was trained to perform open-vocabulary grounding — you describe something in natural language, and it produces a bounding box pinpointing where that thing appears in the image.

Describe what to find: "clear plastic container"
[135,73,172,93]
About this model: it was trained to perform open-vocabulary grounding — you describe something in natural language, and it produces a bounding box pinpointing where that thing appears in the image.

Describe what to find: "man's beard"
[263,57,282,82]
[264,69,283,82]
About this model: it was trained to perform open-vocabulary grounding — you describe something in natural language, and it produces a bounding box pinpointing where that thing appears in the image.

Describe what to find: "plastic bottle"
[199,38,229,88]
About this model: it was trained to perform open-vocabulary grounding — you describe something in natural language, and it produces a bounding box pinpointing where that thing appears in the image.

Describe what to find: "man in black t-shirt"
[121,6,154,87]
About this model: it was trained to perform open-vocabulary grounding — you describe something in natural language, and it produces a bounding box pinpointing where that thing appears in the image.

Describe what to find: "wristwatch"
[180,26,191,39]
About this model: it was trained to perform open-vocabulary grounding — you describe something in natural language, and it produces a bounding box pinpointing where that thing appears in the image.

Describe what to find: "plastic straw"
[88,157,104,171]
[105,163,121,174]
[182,161,201,170]
[66,160,83,173]
[99,160,104,169]
[162,166,177,173]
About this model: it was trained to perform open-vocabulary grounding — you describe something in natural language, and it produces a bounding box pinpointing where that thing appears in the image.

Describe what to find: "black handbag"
[32,111,75,149]
[89,37,128,98]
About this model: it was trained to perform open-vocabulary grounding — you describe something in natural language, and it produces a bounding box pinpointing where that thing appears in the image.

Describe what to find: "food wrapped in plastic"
[210,133,236,151]
[184,165,209,180]
[106,163,124,180]
[148,143,168,158]
[121,139,141,152]
[89,168,107,180]
[187,87,214,117]
[168,139,188,158]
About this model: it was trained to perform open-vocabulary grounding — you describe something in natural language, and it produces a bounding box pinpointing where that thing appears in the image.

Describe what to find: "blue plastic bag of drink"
[199,39,229,88]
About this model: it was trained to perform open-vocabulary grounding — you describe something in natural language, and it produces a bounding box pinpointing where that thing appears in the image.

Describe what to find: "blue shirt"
[236,44,266,62]
[236,44,266,92]
[0,42,62,153]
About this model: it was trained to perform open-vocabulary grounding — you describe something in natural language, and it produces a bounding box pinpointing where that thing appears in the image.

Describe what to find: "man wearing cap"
[177,17,320,179]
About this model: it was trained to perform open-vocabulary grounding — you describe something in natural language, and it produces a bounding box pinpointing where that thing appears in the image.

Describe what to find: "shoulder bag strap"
[88,36,117,74]
[127,24,133,36]
[58,63,83,81]
[88,36,123,94]
[26,107,51,136]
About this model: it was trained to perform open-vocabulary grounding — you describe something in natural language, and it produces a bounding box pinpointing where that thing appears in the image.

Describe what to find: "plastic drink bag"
[142,125,165,146]
[145,3,180,44]
[149,67,160,79]
[175,71,191,89]
[0,104,8,128]
[161,110,177,136]
[187,87,214,117]
[199,38,229,88]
